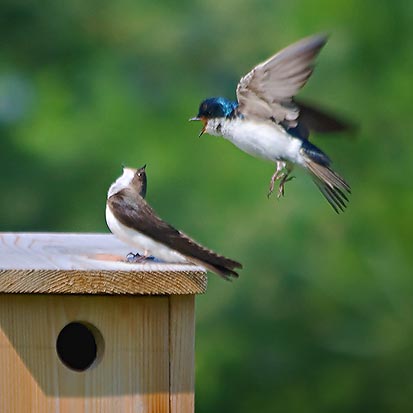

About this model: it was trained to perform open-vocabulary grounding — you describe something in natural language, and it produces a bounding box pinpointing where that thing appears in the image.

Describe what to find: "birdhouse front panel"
[0,233,204,413]
[0,294,173,412]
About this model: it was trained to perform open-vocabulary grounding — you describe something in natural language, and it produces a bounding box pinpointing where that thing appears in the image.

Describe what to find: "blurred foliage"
[1,0,413,411]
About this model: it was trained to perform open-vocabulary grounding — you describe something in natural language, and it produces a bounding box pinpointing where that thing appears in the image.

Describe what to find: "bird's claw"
[267,171,283,198]
[126,252,155,263]
[267,172,295,199]
[267,182,275,199]
[276,175,295,198]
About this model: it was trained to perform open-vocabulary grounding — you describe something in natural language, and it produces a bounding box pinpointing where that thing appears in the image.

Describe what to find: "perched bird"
[106,165,242,279]
[190,34,351,213]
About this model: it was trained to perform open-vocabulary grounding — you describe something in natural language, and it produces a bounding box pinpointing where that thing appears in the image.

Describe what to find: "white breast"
[107,168,135,198]
[105,205,188,263]
[206,118,304,165]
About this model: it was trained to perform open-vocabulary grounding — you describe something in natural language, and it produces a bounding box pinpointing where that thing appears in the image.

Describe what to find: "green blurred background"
[1,0,413,411]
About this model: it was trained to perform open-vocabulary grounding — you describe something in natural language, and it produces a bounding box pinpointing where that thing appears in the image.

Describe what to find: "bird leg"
[267,161,286,198]
[277,173,295,198]
[126,251,155,263]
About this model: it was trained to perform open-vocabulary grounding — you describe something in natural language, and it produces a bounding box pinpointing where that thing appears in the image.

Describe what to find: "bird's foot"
[267,176,277,198]
[267,173,283,198]
[126,252,155,263]
[277,174,295,198]
[267,161,287,198]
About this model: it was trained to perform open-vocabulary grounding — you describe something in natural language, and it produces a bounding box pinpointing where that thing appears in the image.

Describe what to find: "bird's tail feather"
[175,234,242,280]
[304,158,351,213]
[189,255,242,280]
[167,227,242,280]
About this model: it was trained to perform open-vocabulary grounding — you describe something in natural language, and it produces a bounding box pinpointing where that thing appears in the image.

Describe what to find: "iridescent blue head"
[190,97,238,136]
[195,97,238,119]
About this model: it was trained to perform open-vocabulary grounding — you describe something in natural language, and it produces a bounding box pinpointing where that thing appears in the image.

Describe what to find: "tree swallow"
[106,165,242,279]
[191,34,351,213]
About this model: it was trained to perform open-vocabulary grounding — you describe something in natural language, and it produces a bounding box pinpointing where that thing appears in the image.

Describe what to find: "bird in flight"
[191,34,351,213]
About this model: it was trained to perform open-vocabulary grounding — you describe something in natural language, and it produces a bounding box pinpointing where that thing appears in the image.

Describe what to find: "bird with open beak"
[190,34,352,213]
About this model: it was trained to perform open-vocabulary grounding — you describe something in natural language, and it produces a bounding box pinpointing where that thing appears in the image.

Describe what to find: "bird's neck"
[205,118,224,136]
[205,115,243,137]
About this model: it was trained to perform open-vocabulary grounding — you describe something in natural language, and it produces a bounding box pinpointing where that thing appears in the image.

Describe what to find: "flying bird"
[191,34,351,213]
[106,165,242,279]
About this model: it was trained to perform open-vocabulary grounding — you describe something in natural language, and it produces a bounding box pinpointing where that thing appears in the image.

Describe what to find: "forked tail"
[305,159,351,213]
[301,141,351,213]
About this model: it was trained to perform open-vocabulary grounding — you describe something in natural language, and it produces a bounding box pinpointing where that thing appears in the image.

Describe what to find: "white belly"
[105,205,188,263]
[209,119,304,165]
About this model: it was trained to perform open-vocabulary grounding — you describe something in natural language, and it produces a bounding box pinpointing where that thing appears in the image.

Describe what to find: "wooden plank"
[0,294,171,413]
[0,233,207,295]
[169,295,195,413]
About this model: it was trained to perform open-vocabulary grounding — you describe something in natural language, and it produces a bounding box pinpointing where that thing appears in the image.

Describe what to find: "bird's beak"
[189,116,207,137]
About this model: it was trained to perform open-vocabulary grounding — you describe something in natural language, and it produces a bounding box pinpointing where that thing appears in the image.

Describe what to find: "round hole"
[56,321,104,372]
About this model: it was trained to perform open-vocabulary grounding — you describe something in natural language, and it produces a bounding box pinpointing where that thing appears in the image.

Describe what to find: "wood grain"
[0,294,172,412]
[169,295,195,413]
[0,233,207,295]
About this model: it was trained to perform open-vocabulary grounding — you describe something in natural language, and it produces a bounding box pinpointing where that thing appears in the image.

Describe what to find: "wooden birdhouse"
[0,233,207,413]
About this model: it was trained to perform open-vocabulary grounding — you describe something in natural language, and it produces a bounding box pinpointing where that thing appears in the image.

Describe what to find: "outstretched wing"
[236,34,327,127]
[295,99,356,135]
[108,189,242,279]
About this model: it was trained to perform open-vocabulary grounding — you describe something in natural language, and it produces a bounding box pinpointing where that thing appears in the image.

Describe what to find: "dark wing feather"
[295,99,356,135]
[108,190,242,279]
[236,34,328,126]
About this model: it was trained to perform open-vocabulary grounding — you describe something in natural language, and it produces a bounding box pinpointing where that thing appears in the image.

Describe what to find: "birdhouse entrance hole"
[56,321,104,372]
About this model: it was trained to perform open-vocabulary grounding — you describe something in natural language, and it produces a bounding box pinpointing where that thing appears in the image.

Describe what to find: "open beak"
[189,116,207,137]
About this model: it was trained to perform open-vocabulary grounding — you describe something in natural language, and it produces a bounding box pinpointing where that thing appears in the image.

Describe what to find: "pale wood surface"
[169,295,195,413]
[0,294,173,412]
[0,233,207,295]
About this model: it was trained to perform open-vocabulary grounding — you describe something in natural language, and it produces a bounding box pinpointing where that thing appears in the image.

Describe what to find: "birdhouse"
[0,233,207,413]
